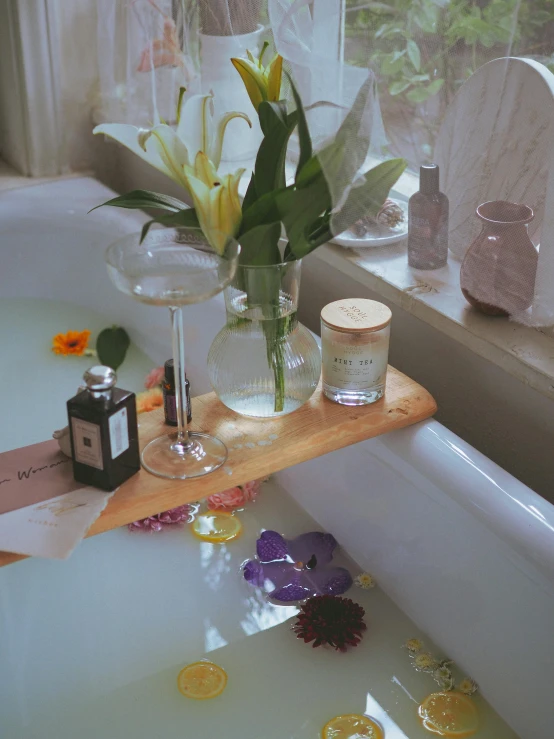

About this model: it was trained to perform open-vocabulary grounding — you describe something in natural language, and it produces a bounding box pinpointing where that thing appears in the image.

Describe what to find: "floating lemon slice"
[177,661,227,700]
[418,691,479,737]
[322,714,383,739]
[191,511,243,543]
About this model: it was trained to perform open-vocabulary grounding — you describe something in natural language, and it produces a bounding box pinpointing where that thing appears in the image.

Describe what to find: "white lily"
[184,151,245,255]
[93,92,251,191]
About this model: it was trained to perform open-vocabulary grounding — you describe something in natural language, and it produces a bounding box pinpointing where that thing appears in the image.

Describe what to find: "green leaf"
[407,39,421,71]
[140,208,200,242]
[96,326,131,371]
[254,101,294,197]
[276,174,332,259]
[287,74,313,179]
[382,50,407,75]
[406,79,444,103]
[297,75,374,202]
[426,78,445,96]
[405,86,433,104]
[240,188,283,234]
[365,2,397,13]
[242,172,258,212]
[389,80,412,95]
[238,222,282,265]
[331,158,407,236]
[88,190,188,215]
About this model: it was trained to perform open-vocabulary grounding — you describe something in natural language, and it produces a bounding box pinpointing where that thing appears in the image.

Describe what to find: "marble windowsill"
[314,239,554,401]
[267,156,554,401]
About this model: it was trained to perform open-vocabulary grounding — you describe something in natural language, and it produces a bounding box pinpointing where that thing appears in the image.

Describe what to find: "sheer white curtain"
[5,0,553,325]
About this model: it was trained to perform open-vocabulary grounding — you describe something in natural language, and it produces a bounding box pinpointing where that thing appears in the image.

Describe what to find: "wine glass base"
[141,432,228,480]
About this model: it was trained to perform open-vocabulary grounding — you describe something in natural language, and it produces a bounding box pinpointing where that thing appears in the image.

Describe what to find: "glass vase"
[207,261,321,418]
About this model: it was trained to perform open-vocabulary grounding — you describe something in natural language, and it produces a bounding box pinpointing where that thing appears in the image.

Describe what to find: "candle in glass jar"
[321,298,392,405]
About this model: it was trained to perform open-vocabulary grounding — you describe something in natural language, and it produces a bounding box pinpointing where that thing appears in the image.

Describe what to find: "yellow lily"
[93,92,250,190]
[231,43,283,111]
[184,152,245,256]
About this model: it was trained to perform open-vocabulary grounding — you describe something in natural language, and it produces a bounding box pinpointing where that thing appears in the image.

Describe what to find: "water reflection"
[203,618,228,652]
[240,592,298,637]
[199,541,232,590]
[365,690,411,739]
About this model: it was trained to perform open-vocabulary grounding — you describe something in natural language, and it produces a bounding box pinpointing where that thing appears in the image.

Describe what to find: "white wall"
[299,253,554,503]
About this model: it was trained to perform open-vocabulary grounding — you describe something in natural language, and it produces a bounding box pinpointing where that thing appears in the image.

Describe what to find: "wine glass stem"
[169,306,191,451]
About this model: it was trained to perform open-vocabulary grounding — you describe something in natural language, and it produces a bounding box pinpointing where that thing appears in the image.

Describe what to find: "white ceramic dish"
[331,198,408,248]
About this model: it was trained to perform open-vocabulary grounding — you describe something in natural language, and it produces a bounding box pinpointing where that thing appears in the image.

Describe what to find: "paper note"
[0,439,80,515]
[0,439,113,560]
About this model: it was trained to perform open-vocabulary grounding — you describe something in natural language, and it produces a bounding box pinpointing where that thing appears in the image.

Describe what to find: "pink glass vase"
[460,201,538,317]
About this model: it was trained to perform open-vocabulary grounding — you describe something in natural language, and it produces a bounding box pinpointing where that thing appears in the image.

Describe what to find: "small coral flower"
[52,330,91,356]
[144,366,165,389]
[136,388,164,414]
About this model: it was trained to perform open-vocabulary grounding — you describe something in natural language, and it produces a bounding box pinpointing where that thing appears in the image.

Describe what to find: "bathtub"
[0,176,553,739]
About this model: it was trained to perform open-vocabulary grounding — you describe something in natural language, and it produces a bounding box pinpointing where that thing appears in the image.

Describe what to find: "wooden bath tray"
[0,367,436,567]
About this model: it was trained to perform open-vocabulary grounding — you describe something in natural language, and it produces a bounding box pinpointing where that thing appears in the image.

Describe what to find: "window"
[342,0,554,169]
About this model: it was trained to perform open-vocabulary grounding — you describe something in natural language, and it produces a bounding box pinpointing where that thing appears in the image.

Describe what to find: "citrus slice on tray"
[418,691,479,737]
[177,661,227,700]
[191,511,243,542]
[321,713,383,739]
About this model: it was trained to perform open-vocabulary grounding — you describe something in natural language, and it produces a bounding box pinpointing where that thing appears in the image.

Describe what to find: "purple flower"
[128,504,195,532]
[243,530,352,603]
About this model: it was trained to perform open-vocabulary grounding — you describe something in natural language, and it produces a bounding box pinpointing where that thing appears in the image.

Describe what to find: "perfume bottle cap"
[84,365,117,393]
[420,164,440,195]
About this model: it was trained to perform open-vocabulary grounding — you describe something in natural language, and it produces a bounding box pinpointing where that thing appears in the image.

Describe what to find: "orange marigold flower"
[52,330,91,356]
[136,388,164,415]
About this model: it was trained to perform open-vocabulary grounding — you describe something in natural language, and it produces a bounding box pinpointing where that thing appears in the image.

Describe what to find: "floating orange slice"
[177,661,227,700]
[418,691,479,737]
[191,511,243,543]
[321,713,383,738]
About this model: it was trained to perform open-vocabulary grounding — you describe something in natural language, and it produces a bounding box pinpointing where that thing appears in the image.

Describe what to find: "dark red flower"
[292,595,366,651]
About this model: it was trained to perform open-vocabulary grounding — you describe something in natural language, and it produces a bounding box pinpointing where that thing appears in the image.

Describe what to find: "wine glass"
[105,227,240,479]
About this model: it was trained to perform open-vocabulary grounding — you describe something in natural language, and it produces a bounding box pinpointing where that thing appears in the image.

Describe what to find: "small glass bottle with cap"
[67,365,140,491]
[162,359,192,427]
[321,298,392,405]
[408,163,449,270]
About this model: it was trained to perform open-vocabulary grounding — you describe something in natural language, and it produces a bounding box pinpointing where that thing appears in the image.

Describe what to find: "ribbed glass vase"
[207,261,321,418]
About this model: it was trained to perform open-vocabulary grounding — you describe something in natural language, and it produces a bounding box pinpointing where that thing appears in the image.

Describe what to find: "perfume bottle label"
[164,392,177,423]
[109,407,129,459]
[322,342,388,390]
[71,418,103,470]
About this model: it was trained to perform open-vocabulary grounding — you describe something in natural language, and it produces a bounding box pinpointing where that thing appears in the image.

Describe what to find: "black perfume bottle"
[408,163,449,270]
[162,359,192,427]
[67,366,140,491]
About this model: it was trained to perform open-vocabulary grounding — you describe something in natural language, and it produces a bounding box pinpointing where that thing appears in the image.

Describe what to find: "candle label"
[322,342,388,390]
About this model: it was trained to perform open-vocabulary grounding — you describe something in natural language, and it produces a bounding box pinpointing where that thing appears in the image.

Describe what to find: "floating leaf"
[96,326,131,371]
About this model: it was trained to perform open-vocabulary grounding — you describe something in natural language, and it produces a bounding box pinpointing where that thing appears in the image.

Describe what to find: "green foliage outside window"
[345,0,554,160]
